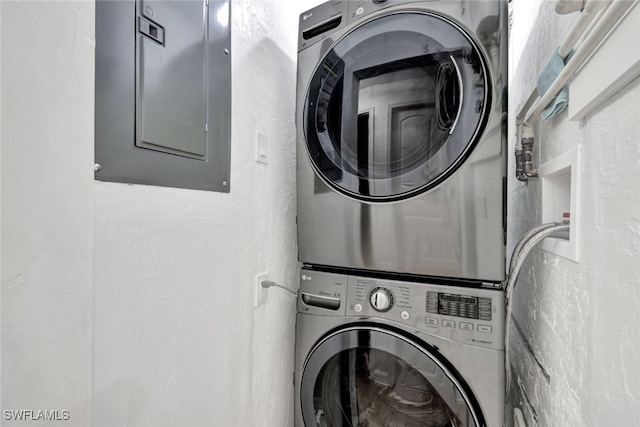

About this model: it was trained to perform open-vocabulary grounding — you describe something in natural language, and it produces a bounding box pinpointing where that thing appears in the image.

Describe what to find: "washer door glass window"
[301,327,484,427]
[305,12,489,201]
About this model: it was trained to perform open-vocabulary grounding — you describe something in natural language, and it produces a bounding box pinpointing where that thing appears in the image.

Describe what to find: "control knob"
[369,287,393,312]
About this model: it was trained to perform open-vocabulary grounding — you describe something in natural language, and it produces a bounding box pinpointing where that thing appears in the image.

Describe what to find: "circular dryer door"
[301,326,484,427]
[304,11,490,201]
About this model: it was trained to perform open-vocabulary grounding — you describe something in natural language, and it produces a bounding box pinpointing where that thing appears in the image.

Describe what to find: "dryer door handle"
[449,56,464,135]
[436,56,464,135]
[301,293,341,311]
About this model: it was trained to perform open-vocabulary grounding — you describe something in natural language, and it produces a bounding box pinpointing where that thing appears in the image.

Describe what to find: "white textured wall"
[92,1,319,426]
[1,1,95,425]
[508,2,640,426]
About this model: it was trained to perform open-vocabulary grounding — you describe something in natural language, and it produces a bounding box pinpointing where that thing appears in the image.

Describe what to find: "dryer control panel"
[298,269,504,350]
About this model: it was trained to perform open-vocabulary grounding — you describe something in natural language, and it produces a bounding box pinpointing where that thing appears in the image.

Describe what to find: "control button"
[354,303,363,313]
[401,311,410,321]
[369,287,394,312]
[459,322,473,331]
[425,317,438,327]
[442,320,456,328]
[478,325,492,333]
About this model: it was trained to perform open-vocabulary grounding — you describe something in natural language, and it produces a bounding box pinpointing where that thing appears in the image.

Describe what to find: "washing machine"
[296,0,508,282]
[294,268,505,426]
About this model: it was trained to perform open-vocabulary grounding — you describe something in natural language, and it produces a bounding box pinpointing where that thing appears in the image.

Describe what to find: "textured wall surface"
[1,1,95,425]
[508,2,640,426]
[92,1,319,426]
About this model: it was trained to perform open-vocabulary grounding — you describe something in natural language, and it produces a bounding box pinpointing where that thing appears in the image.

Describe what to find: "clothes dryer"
[294,268,505,426]
[296,0,508,282]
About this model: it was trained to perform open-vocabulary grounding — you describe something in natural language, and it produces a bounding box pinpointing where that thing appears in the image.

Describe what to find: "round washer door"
[301,326,485,427]
[304,11,490,201]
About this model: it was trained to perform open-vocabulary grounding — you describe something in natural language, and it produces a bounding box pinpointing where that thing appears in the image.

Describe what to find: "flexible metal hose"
[507,222,559,276]
[504,223,570,392]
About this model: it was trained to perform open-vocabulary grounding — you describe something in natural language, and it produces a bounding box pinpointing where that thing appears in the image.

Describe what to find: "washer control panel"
[298,269,505,350]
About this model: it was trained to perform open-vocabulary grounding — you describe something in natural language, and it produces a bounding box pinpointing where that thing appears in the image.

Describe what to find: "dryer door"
[304,11,489,201]
[301,326,485,427]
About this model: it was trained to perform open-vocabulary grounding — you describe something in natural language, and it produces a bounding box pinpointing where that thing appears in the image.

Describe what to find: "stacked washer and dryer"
[294,1,508,426]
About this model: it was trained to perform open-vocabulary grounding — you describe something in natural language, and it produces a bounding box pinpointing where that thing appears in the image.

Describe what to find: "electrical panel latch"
[138,16,164,45]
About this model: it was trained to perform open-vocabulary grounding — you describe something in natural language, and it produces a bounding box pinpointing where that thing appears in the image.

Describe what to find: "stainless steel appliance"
[295,268,505,426]
[296,0,508,282]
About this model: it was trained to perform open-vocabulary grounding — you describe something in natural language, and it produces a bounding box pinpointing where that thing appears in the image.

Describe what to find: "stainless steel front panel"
[296,0,507,281]
[294,269,506,427]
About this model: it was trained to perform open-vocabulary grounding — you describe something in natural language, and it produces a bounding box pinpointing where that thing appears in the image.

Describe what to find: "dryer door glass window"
[301,328,483,427]
[304,12,489,201]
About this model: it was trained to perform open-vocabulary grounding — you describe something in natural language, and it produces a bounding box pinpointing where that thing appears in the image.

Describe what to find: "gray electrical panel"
[95,0,231,192]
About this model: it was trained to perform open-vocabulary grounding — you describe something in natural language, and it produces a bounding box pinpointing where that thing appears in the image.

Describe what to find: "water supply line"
[515,124,538,182]
[504,222,571,392]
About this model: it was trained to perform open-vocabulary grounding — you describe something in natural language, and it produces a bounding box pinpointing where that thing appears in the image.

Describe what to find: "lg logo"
[302,275,312,281]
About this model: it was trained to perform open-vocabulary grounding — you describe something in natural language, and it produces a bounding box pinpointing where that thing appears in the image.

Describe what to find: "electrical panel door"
[95,0,231,192]
[136,1,207,159]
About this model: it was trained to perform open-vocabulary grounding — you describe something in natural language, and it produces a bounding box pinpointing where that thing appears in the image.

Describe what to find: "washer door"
[304,12,489,201]
[301,326,485,427]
